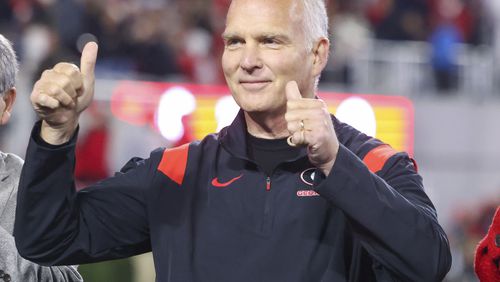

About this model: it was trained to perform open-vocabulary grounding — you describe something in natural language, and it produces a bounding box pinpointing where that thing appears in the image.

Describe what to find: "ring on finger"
[300,120,305,131]
[287,131,306,147]
[287,135,297,147]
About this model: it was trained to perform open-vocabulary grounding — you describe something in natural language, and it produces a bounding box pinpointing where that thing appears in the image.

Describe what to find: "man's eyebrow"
[222,32,239,40]
[258,33,291,42]
[259,32,284,37]
[222,32,290,40]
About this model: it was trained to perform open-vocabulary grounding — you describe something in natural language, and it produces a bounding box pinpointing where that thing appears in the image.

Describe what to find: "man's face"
[222,0,315,115]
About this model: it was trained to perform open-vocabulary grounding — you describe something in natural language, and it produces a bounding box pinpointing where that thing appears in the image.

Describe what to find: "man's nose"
[240,44,263,73]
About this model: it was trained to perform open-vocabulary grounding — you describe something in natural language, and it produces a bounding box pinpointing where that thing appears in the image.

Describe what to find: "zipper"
[266,176,271,191]
[262,175,273,234]
[220,140,306,193]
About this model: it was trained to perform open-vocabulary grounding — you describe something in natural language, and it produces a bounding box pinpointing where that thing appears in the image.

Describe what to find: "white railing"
[330,39,498,98]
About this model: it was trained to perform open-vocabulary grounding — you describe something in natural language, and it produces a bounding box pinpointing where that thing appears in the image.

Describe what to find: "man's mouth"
[239,80,272,91]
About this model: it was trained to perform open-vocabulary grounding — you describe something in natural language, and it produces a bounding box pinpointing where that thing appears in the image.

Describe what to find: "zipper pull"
[266,176,271,191]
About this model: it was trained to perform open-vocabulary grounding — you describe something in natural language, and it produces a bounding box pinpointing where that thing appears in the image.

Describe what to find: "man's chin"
[240,106,266,113]
[240,104,285,116]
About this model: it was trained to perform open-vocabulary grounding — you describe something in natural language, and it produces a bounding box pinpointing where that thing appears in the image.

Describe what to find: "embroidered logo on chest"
[300,168,315,186]
[297,168,319,197]
[211,174,243,188]
[296,190,319,197]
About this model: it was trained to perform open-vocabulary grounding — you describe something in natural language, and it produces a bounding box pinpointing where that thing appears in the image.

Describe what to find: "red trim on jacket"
[363,144,397,173]
[157,143,189,185]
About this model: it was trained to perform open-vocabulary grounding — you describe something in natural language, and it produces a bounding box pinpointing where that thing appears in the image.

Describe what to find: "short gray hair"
[0,34,18,95]
[292,0,329,89]
[299,0,329,50]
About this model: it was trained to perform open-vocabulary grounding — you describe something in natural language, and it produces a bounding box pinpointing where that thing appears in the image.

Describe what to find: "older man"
[15,0,451,281]
[0,34,83,281]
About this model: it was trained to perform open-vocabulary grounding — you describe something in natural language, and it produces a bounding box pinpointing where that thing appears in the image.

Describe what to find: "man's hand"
[285,81,339,176]
[31,42,98,145]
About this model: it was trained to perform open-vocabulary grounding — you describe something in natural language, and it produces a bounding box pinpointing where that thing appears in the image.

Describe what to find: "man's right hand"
[31,42,98,145]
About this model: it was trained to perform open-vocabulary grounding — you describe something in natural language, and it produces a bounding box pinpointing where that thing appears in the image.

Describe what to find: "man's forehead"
[226,0,300,19]
[225,0,302,30]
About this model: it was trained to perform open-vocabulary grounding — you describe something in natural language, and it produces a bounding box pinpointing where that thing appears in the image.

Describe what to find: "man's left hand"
[285,81,339,176]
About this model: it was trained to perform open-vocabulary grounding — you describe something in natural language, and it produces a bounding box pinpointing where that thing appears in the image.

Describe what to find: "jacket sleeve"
[314,144,451,282]
[0,226,83,281]
[14,122,156,265]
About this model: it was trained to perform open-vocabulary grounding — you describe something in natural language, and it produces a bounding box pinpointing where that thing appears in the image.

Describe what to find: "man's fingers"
[32,80,76,109]
[37,87,74,108]
[286,81,307,147]
[80,42,98,79]
[51,88,75,107]
[41,70,79,99]
[288,130,307,147]
[53,63,83,91]
[28,46,97,133]
[287,119,307,133]
[35,93,60,109]
[286,80,302,101]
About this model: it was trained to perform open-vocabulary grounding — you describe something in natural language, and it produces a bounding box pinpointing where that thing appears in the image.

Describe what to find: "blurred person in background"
[429,0,463,93]
[483,0,500,89]
[474,205,500,282]
[0,34,83,282]
[14,0,451,281]
[366,0,428,41]
[324,0,372,86]
[74,102,110,190]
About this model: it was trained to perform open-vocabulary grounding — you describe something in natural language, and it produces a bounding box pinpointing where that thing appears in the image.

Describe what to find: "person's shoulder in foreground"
[0,34,83,281]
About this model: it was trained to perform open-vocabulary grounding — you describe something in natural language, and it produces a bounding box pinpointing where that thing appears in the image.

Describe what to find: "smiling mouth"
[239,80,272,91]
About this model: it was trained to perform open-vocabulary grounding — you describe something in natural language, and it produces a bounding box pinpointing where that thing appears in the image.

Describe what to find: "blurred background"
[1,0,499,281]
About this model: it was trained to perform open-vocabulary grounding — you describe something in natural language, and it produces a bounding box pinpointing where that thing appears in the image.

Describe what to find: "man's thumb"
[286,81,302,101]
[80,42,98,78]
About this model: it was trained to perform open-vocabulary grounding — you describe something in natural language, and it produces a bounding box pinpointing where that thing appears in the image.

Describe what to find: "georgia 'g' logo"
[300,168,316,186]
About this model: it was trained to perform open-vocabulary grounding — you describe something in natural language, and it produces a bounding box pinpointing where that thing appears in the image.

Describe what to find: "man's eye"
[262,38,281,47]
[226,39,243,47]
[263,38,276,44]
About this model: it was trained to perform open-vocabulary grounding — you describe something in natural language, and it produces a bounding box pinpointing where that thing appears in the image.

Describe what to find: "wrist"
[40,119,79,145]
[318,143,339,176]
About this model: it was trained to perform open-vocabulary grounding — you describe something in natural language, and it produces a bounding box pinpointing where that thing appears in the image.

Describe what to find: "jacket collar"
[218,110,250,160]
[219,110,308,161]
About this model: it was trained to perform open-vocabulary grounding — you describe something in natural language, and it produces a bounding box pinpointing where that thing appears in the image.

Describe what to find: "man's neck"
[244,110,289,139]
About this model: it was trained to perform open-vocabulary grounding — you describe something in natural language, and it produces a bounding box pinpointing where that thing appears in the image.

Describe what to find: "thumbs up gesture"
[31,42,98,145]
[285,81,339,175]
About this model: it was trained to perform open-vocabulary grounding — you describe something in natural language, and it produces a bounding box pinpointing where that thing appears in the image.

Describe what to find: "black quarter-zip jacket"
[15,111,451,281]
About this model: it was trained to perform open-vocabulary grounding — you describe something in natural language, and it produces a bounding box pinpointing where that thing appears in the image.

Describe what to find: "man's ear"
[311,37,330,78]
[1,88,16,125]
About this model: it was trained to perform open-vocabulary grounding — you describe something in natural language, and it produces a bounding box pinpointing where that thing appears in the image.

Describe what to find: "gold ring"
[287,136,297,147]
[300,120,305,131]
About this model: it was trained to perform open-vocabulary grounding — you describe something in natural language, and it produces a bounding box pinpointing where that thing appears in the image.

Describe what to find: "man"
[15,0,452,281]
[0,34,83,281]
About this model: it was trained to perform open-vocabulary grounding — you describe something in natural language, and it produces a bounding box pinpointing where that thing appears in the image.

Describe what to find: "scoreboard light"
[214,95,240,132]
[335,96,377,138]
[156,86,196,142]
[111,81,414,155]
